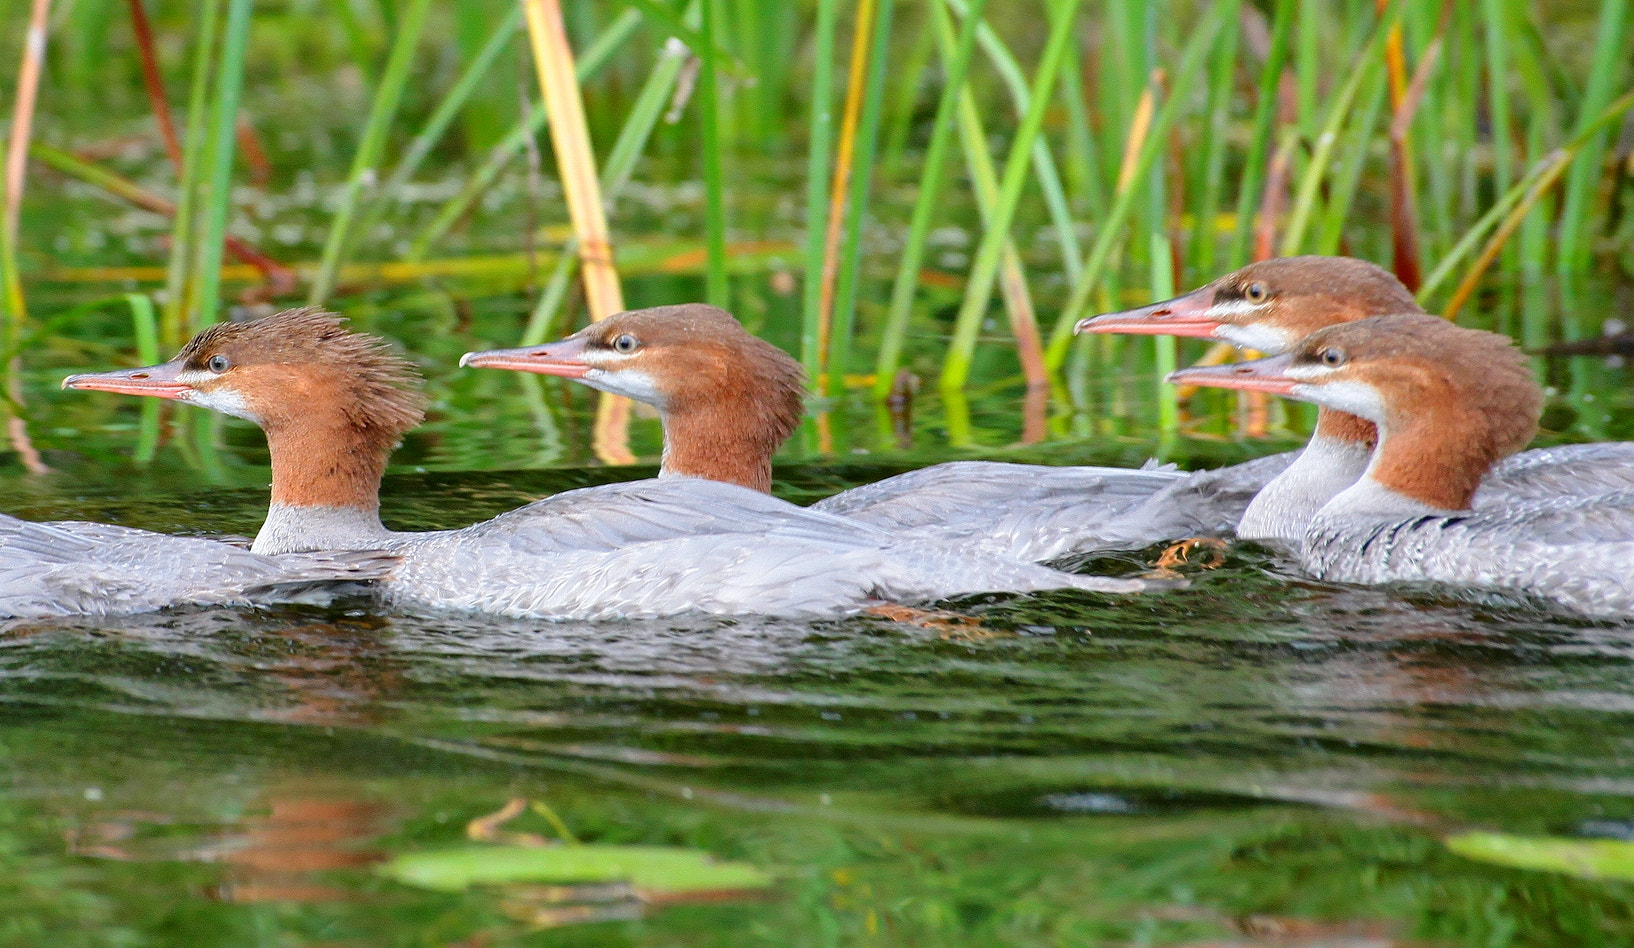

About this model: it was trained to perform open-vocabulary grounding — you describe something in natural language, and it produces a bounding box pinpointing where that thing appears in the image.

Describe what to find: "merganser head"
[1168,315,1541,511]
[65,307,425,435]
[1075,256,1421,354]
[64,308,426,516]
[460,303,806,493]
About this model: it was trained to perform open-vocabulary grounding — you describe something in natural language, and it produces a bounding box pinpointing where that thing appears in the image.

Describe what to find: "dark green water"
[7,337,1634,944]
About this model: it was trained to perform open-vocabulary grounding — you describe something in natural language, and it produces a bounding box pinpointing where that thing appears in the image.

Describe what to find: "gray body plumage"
[358,478,1149,619]
[1293,442,1634,617]
[1302,487,1634,617]
[0,514,393,619]
[811,457,1297,561]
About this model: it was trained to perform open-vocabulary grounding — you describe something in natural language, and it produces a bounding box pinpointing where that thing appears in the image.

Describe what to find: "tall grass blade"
[1279,1,1404,257]
[799,0,839,386]
[160,0,224,346]
[125,292,163,463]
[0,0,52,473]
[1555,0,1630,273]
[944,0,1081,281]
[127,0,184,169]
[353,4,524,263]
[1047,2,1223,370]
[521,5,698,346]
[824,0,895,397]
[697,0,728,307]
[310,0,432,305]
[1227,0,1294,268]
[404,11,638,264]
[940,0,1080,393]
[522,0,631,463]
[871,0,989,399]
[189,0,253,333]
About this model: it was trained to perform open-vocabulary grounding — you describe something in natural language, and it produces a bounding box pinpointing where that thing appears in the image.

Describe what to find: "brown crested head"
[576,303,805,439]
[1203,256,1423,350]
[1284,314,1540,508]
[580,304,807,492]
[173,307,426,441]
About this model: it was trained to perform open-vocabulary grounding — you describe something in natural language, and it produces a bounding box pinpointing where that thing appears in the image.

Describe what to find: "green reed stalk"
[876,15,937,188]
[799,0,839,382]
[190,0,253,332]
[941,0,1080,393]
[944,0,1080,282]
[1057,38,1103,220]
[1315,70,1387,255]
[1478,0,1516,270]
[697,0,728,307]
[1280,2,1402,256]
[1427,87,1634,315]
[1046,2,1222,370]
[405,13,638,263]
[160,0,224,346]
[1555,0,1629,274]
[1228,0,1295,269]
[352,4,524,260]
[871,0,988,399]
[823,0,895,397]
[1189,0,1242,279]
[310,0,432,305]
[943,31,1043,391]
[125,293,162,463]
[521,4,698,345]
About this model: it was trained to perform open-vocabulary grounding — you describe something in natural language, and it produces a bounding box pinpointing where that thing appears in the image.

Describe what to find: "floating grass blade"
[309,0,432,305]
[871,0,988,399]
[940,0,1081,393]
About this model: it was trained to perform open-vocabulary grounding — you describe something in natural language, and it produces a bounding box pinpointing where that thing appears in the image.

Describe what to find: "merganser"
[1077,255,1634,543]
[0,514,389,620]
[65,308,1148,620]
[1170,314,1634,617]
[461,303,1269,562]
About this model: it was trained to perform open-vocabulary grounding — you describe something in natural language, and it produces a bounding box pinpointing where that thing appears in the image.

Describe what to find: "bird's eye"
[1319,347,1346,367]
[207,354,231,373]
[1245,282,1268,302]
[612,334,639,354]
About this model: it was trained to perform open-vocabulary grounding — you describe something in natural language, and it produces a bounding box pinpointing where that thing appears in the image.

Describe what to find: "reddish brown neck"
[660,397,777,493]
[1369,412,1498,511]
[265,418,389,511]
[1312,408,1377,450]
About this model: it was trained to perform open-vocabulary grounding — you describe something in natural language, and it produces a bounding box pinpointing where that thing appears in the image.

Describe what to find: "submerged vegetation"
[1,0,1632,469]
